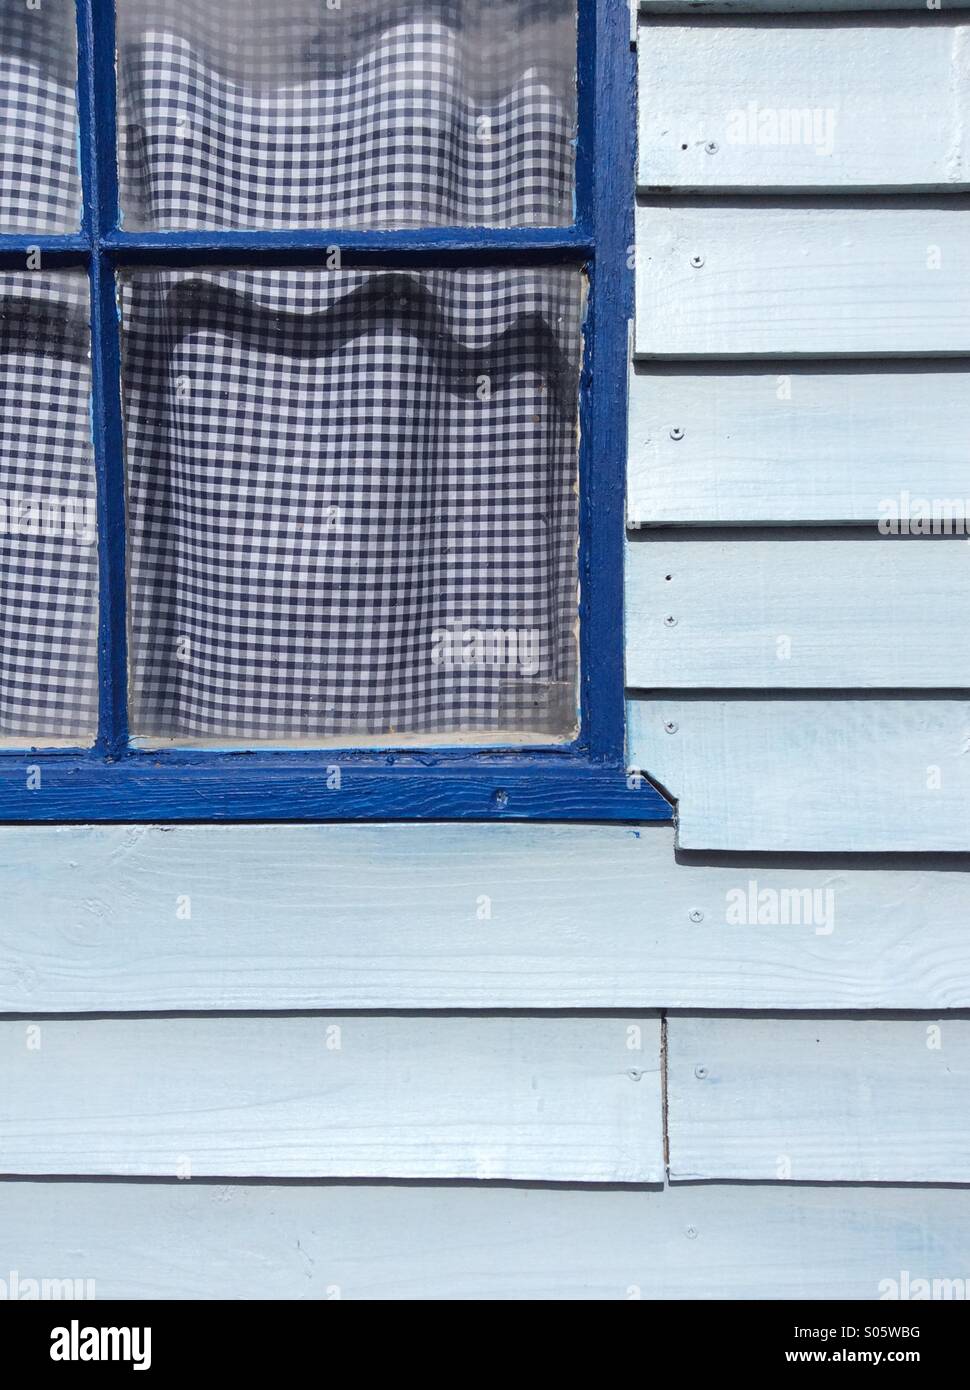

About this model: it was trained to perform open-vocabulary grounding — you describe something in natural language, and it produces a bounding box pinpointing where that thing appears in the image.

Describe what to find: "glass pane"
[0,272,98,743]
[121,267,581,744]
[0,0,81,233]
[117,0,576,230]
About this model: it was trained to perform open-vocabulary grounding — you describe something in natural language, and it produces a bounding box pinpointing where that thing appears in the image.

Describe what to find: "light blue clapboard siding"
[627,365,970,525]
[2,1179,968,1300]
[7,824,970,1010]
[638,18,970,192]
[626,535,970,688]
[627,11,970,858]
[627,697,970,852]
[0,0,955,1308]
[667,1016,970,1182]
[633,205,970,358]
[0,1014,662,1181]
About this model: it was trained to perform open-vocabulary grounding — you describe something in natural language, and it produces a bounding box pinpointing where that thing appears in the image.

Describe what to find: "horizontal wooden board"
[634,205,970,358]
[626,536,970,688]
[627,365,970,525]
[0,758,670,823]
[668,1016,970,1182]
[2,1179,968,1299]
[627,697,970,851]
[638,18,970,192]
[0,1015,662,1181]
[8,825,970,1010]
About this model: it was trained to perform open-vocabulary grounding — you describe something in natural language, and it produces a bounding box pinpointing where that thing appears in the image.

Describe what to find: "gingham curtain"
[0,2,81,233]
[0,1,579,742]
[117,0,576,230]
[0,274,99,739]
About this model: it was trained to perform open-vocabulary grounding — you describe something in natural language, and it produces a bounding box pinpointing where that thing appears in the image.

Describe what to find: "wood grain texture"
[8,824,970,1010]
[0,1014,662,1181]
[627,365,970,525]
[626,535,970,688]
[627,697,970,851]
[668,1015,970,1182]
[634,204,970,358]
[638,18,970,192]
[0,757,670,823]
[2,1179,968,1299]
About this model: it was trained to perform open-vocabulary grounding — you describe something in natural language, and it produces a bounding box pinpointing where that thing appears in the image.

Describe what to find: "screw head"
[628,1068,643,1082]
[663,720,678,734]
[663,615,678,628]
[705,141,718,155]
[492,788,509,807]
[686,1226,698,1240]
[694,1065,708,1080]
[669,426,684,441]
[690,254,705,269]
[688,909,704,923]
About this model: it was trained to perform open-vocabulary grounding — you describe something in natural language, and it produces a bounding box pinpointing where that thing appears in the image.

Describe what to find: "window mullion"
[102,230,593,270]
[77,0,128,758]
[580,0,630,764]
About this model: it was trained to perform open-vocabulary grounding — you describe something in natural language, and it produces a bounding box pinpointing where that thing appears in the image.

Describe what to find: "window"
[0,0,666,822]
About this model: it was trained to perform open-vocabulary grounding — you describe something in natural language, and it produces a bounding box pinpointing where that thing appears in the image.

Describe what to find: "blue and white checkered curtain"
[0,1,81,233]
[122,268,581,740]
[0,273,98,740]
[117,0,576,230]
[0,1,579,743]
[0,5,92,739]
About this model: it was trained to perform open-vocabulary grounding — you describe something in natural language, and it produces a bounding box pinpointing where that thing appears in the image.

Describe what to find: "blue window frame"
[0,0,669,823]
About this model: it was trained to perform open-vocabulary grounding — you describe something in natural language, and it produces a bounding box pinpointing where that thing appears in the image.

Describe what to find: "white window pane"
[0,272,97,743]
[117,0,577,230]
[121,267,581,744]
[0,0,81,233]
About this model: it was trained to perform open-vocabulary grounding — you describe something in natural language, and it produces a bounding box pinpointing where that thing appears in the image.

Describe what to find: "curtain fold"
[117,0,576,228]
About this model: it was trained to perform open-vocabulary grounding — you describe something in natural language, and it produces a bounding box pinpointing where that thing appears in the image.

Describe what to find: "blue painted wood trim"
[103,230,594,264]
[0,238,89,268]
[581,0,634,762]
[77,0,129,758]
[0,0,661,823]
